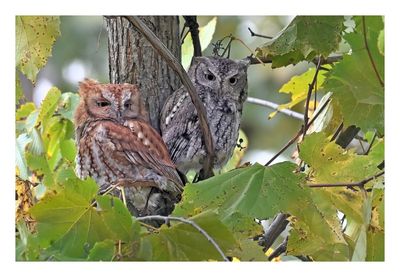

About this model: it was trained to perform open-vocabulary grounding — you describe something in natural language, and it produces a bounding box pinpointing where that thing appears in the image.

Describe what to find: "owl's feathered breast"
[76,119,183,193]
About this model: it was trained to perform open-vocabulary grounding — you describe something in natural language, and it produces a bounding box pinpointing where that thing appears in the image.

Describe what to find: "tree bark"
[104,16,181,132]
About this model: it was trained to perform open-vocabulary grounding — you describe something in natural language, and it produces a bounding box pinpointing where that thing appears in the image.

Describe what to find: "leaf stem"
[362,16,384,87]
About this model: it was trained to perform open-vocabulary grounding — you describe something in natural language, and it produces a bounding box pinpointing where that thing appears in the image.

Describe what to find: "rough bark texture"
[105,16,181,132]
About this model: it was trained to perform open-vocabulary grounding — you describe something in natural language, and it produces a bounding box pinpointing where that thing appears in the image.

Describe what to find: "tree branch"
[123,16,215,179]
[246,97,303,120]
[303,56,322,138]
[258,213,289,251]
[248,54,343,66]
[247,27,273,39]
[183,16,202,57]
[307,171,384,188]
[135,215,229,261]
[264,97,332,166]
[362,16,384,88]
[267,237,288,261]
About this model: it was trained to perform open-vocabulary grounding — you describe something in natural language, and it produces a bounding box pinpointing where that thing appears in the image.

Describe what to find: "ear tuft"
[78,78,99,95]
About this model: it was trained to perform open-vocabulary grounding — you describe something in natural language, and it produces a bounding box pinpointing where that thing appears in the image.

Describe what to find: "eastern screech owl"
[161,56,250,174]
[74,79,184,217]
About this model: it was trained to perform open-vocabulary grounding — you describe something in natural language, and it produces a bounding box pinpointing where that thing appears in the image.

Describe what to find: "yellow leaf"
[181,17,217,69]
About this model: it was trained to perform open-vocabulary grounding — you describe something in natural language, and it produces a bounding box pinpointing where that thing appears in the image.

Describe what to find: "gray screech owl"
[160,56,250,174]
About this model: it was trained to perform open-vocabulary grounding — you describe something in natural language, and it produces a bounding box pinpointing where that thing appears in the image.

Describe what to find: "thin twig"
[268,237,288,261]
[123,16,215,179]
[362,16,384,87]
[307,171,384,188]
[248,27,273,39]
[246,97,303,120]
[265,97,332,166]
[330,122,344,142]
[248,54,343,66]
[364,130,377,155]
[135,215,229,261]
[303,56,322,138]
[183,16,202,57]
[259,213,289,251]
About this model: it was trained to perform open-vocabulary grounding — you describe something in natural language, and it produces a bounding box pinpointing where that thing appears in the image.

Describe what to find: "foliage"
[323,16,384,134]
[256,16,345,68]
[16,16,60,85]
[15,16,384,262]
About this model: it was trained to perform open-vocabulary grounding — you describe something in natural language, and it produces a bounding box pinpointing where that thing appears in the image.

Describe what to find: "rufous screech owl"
[74,79,184,217]
[161,56,250,174]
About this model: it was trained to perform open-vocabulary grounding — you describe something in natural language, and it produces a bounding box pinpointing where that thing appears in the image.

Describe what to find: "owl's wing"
[94,120,184,192]
[160,87,198,162]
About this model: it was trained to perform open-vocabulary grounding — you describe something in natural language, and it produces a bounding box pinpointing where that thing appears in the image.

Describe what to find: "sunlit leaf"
[16,102,36,121]
[220,129,248,173]
[58,92,80,121]
[60,139,77,163]
[269,66,329,119]
[26,152,54,187]
[181,17,217,69]
[16,133,32,180]
[16,16,60,84]
[256,16,345,68]
[36,87,61,128]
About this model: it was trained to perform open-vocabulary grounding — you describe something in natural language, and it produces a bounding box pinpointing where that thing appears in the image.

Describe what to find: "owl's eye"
[124,102,132,109]
[229,77,238,85]
[96,101,110,107]
[205,73,216,81]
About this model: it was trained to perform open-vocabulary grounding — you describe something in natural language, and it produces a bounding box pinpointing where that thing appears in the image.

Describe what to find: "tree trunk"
[104,16,181,132]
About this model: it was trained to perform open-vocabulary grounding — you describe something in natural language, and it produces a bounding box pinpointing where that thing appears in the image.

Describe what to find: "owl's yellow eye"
[96,101,111,107]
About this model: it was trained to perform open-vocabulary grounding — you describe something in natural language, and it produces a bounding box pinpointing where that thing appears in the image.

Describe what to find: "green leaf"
[366,188,384,261]
[323,16,384,134]
[139,212,237,261]
[26,152,54,187]
[30,181,136,259]
[87,240,115,261]
[36,87,62,128]
[60,139,77,163]
[58,92,80,121]
[16,16,60,84]
[181,17,217,69]
[28,127,44,155]
[256,16,345,68]
[16,220,40,261]
[16,133,32,180]
[16,102,36,121]
[174,162,347,260]
[377,30,384,55]
[16,71,24,103]
[228,239,268,261]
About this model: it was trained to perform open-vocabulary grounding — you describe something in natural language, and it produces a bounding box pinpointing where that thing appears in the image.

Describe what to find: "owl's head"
[75,79,149,126]
[188,56,250,102]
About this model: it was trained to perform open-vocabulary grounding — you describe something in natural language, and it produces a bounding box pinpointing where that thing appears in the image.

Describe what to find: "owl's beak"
[117,111,122,120]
